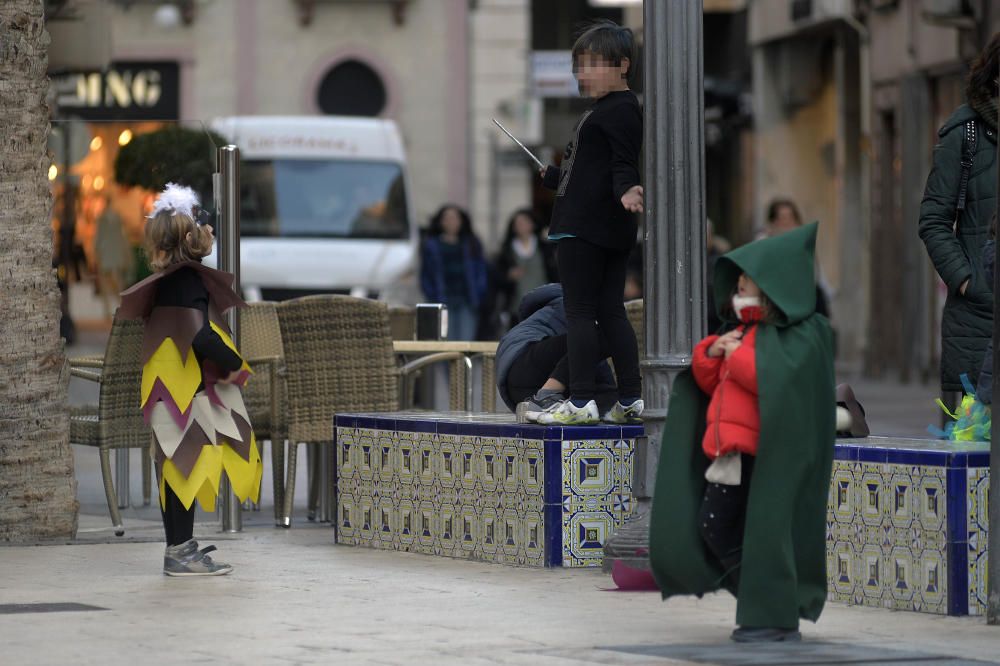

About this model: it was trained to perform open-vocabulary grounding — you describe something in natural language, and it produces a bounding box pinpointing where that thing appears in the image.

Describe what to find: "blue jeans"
[447,302,478,341]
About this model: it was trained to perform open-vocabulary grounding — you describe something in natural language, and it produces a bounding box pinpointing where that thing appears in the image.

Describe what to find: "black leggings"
[556,238,641,401]
[161,484,195,547]
[699,455,755,577]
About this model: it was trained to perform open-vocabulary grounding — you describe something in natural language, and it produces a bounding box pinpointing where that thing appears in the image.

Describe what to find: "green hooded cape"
[649,223,835,629]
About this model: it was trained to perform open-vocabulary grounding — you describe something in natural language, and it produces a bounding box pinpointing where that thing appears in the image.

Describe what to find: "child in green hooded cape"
[649,222,835,643]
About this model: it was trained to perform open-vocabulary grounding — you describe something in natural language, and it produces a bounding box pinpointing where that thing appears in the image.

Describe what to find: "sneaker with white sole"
[163,539,233,577]
[516,391,565,423]
[603,399,645,424]
[540,399,600,425]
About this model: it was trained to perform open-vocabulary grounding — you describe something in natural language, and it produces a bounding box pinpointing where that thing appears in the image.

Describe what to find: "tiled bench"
[827,437,989,616]
[333,412,641,567]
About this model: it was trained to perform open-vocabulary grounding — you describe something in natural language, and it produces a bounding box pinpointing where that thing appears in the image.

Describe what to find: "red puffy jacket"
[691,324,759,460]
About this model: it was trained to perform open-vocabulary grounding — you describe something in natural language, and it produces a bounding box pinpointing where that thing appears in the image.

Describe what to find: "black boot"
[731,626,802,643]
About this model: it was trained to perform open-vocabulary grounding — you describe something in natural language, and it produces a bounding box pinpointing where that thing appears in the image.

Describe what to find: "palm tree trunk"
[0,0,78,541]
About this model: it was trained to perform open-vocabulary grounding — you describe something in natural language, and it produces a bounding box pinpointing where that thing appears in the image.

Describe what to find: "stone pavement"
[36,313,996,665]
[2,520,999,666]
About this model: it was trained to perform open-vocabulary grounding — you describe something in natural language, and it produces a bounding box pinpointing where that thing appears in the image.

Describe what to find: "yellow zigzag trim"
[141,337,202,413]
[209,321,253,374]
[159,436,262,512]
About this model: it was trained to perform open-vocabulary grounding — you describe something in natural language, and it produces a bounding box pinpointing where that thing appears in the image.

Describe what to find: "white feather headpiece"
[148,182,200,220]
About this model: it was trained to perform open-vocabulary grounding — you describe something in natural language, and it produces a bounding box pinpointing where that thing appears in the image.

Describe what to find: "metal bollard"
[218,145,243,533]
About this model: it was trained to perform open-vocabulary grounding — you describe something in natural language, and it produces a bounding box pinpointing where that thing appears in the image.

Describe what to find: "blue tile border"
[543,440,562,506]
[562,425,621,440]
[355,416,378,430]
[544,504,562,567]
[622,425,645,439]
[945,466,969,616]
[965,452,990,468]
[334,414,357,429]
[855,446,889,463]
[885,449,950,467]
[833,445,857,462]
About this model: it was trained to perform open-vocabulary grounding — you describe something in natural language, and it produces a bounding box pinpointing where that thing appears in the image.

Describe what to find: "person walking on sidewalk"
[118,183,262,576]
[537,19,644,425]
[919,33,999,406]
[650,224,836,643]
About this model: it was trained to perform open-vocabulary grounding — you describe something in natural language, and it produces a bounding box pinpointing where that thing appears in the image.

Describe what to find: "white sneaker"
[540,399,600,425]
[602,399,644,424]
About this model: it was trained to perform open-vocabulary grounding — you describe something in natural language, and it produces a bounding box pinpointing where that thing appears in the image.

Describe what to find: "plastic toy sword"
[492,118,546,171]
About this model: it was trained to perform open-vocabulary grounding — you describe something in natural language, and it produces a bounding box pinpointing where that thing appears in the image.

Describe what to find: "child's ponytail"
[145,210,213,271]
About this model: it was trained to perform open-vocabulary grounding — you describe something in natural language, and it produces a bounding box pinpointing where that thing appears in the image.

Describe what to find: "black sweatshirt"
[153,266,244,377]
[543,90,642,251]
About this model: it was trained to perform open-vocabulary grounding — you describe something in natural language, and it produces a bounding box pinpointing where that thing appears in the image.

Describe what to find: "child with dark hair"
[536,19,645,425]
[420,204,489,341]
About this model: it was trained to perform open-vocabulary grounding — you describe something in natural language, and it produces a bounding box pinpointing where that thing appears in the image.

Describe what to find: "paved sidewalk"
[49,316,992,665]
[1,522,998,666]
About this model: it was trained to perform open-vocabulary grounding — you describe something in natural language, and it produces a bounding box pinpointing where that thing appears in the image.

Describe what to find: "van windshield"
[240,159,409,239]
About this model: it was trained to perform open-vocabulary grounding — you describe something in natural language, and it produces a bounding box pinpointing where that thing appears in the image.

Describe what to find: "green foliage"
[114,126,226,195]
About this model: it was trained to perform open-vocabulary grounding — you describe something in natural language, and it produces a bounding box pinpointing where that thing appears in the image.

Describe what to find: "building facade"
[49,0,532,272]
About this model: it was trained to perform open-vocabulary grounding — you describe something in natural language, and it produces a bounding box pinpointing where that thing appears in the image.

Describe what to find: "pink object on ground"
[610,560,660,591]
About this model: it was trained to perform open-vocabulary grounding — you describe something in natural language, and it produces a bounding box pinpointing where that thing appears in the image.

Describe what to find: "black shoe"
[731,626,802,643]
[836,383,870,438]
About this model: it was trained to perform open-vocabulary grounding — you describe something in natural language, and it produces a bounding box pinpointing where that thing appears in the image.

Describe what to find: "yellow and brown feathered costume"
[119,261,262,511]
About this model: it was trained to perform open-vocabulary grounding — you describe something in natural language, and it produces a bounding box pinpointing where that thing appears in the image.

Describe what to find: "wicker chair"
[239,301,286,525]
[276,295,463,526]
[69,317,151,536]
[277,295,397,526]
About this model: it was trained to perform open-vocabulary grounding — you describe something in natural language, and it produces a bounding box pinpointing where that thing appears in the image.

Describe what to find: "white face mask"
[731,295,761,321]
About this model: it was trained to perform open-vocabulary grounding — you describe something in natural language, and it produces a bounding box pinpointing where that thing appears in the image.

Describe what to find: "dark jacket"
[420,235,489,309]
[494,283,613,411]
[542,90,641,250]
[919,104,998,392]
[977,239,995,404]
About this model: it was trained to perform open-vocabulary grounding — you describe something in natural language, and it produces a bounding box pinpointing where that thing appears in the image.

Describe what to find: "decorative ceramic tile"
[558,438,636,567]
[967,466,989,616]
[334,415,639,569]
[826,459,949,614]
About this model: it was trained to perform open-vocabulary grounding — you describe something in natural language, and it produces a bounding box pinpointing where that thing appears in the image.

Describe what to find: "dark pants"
[160,484,195,547]
[506,334,619,412]
[556,237,641,401]
[699,454,756,579]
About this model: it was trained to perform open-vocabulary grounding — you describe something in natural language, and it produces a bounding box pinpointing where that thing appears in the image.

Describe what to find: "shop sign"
[530,51,579,98]
[52,62,180,121]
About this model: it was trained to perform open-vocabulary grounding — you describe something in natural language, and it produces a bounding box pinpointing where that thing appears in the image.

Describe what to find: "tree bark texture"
[0,0,78,541]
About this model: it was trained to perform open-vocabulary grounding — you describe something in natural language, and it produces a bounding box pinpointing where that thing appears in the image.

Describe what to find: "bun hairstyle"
[144,183,214,271]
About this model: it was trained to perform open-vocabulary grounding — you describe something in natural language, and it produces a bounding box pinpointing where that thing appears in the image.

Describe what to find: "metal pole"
[603,0,706,572]
[988,95,1000,624]
[218,144,243,533]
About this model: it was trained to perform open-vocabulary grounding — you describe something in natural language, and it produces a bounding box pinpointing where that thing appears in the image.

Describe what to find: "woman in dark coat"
[919,33,999,397]
[494,209,557,330]
[420,205,489,341]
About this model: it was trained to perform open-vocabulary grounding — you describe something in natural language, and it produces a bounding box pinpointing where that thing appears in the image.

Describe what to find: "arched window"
[316,59,387,117]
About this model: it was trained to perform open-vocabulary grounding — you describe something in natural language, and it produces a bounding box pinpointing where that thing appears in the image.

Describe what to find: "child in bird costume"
[649,223,835,642]
[118,183,262,576]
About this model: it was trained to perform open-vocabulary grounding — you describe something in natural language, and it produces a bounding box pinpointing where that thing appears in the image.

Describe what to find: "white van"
[206,116,417,302]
